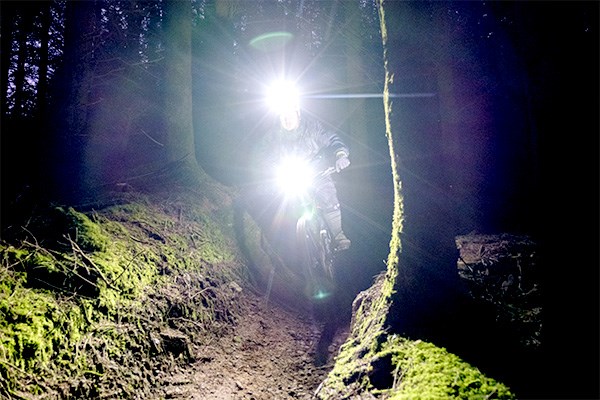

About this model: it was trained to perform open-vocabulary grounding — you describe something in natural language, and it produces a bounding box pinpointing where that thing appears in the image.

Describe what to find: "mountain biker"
[258,92,351,252]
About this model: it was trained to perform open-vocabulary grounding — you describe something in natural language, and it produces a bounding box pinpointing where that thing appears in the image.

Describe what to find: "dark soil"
[157,289,350,400]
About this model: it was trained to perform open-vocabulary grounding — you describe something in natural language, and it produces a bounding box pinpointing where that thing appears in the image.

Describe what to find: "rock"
[159,328,193,360]
[455,233,542,349]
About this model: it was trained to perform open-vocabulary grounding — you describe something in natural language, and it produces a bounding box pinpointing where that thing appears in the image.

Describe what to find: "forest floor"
[1,185,547,400]
[1,186,358,400]
[157,289,350,400]
[1,186,548,400]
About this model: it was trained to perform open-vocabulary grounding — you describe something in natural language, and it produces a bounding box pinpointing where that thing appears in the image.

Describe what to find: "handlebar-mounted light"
[276,155,314,198]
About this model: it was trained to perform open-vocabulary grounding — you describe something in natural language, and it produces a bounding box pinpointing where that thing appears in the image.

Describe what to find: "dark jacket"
[260,116,349,169]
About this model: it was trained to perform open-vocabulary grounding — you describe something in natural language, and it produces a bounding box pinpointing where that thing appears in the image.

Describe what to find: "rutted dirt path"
[159,290,350,400]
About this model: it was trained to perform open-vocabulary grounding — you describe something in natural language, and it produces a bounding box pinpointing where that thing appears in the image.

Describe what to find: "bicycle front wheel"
[296,216,336,301]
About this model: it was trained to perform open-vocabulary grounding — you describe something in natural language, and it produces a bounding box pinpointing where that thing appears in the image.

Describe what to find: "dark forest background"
[1,1,598,398]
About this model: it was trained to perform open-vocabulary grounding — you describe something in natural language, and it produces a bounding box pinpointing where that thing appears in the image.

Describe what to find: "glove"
[335,152,350,172]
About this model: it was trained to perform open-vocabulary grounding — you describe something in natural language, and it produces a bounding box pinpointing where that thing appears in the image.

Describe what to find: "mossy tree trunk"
[376,0,404,322]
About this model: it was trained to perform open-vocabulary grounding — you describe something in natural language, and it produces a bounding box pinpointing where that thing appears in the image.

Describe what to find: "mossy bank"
[1,188,245,399]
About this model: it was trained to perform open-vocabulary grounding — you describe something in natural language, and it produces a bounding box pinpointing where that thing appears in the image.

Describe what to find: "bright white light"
[276,156,314,197]
[266,80,300,115]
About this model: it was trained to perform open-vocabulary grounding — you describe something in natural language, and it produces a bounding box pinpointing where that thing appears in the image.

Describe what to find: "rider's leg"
[315,178,351,251]
[323,205,351,251]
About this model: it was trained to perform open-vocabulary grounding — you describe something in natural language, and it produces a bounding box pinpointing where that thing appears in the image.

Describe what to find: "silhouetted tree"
[48,0,98,202]
[160,0,208,187]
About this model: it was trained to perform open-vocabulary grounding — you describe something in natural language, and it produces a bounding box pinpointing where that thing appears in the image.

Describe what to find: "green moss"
[319,322,514,399]
[1,186,251,397]
[60,207,108,252]
[0,246,29,289]
[1,291,54,369]
[379,336,514,399]
[0,284,85,373]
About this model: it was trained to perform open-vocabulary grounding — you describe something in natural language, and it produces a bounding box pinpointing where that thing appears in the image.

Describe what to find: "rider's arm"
[309,119,349,160]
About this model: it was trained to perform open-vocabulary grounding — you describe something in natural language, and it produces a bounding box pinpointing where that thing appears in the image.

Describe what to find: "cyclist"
[257,89,351,251]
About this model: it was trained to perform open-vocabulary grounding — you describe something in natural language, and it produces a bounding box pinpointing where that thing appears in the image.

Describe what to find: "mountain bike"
[274,155,339,302]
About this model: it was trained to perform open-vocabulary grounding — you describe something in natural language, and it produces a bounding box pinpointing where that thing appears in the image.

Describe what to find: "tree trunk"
[162,0,206,187]
[343,2,369,180]
[13,11,32,115]
[36,1,52,121]
[1,4,15,118]
[48,0,97,203]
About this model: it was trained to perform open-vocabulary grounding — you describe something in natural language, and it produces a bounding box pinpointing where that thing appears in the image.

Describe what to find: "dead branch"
[110,250,145,284]
[66,235,119,291]
[140,129,164,147]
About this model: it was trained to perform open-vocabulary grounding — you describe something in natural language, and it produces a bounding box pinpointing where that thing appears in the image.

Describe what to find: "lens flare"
[249,31,294,52]
[266,80,300,115]
[276,156,313,197]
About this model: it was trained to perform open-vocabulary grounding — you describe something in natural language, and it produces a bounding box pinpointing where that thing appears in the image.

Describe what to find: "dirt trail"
[160,290,350,400]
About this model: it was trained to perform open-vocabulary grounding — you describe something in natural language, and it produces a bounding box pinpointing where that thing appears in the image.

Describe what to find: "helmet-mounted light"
[266,80,300,115]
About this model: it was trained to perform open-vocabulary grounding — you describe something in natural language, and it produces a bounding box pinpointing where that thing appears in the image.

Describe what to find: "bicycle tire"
[318,225,336,284]
[296,214,336,301]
